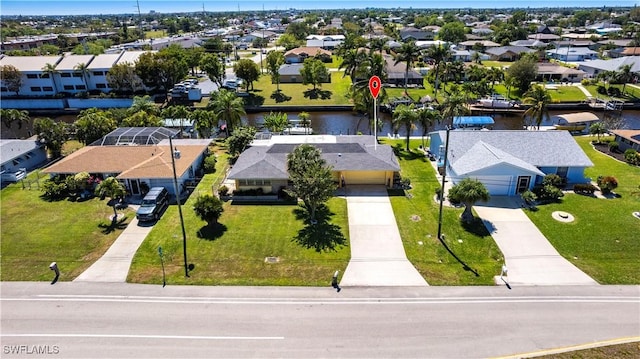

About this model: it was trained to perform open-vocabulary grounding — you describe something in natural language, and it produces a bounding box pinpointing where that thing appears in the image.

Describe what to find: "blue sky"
[1,0,637,16]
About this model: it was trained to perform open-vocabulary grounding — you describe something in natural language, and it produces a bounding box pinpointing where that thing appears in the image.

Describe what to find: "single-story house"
[546,47,598,62]
[528,33,561,43]
[43,127,211,196]
[485,46,535,61]
[384,54,423,87]
[306,34,345,49]
[611,130,640,152]
[510,39,546,48]
[227,135,400,193]
[0,139,48,183]
[284,47,332,64]
[458,40,500,50]
[429,130,593,196]
[277,63,330,84]
[577,56,640,78]
[536,63,587,82]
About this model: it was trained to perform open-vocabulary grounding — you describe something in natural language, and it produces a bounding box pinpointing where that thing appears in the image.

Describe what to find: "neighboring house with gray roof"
[277,63,330,84]
[546,47,598,62]
[485,46,535,61]
[227,135,400,193]
[577,56,640,78]
[0,139,48,185]
[429,130,593,196]
[610,130,640,152]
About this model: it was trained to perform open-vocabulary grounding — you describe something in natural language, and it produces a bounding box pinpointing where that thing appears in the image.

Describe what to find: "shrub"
[624,149,640,165]
[596,85,607,95]
[597,176,618,194]
[533,184,564,203]
[542,174,564,188]
[608,87,621,97]
[218,185,229,196]
[608,141,619,152]
[521,190,537,204]
[41,177,68,200]
[573,183,598,195]
[203,154,217,174]
[192,194,224,226]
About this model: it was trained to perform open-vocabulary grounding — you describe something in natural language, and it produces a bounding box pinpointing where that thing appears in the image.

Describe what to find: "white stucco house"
[429,130,593,196]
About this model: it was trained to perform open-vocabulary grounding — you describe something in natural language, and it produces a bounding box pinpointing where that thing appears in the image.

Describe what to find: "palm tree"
[392,104,418,151]
[487,67,504,94]
[74,62,90,90]
[298,111,311,135]
[394,40,421,93]
[369,37,386,55]
[189,109,217,139]
[41,63,59,94]
[439,92,470,126]
[448,178,490,223]
[589,122,607,143]
[95,177,127,222]
[129,95,158,116]
[426,44,451,102]
[1,109,30,133]
[339,49,366,84]
[616,64,634,96]
[161,105,190,137]
[522,85,551,130]
[416,107,441,149]
[208,89,246,136]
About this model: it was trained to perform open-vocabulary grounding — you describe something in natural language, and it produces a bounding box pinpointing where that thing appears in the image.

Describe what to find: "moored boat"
[552,112,600,133]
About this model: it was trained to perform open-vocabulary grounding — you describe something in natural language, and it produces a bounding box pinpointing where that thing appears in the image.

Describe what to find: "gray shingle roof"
[436,130,593,169]
[227,136,400,180]
[451,141,545,176]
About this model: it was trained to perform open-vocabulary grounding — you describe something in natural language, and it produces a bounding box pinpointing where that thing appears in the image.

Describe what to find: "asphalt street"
[1,282,638,358]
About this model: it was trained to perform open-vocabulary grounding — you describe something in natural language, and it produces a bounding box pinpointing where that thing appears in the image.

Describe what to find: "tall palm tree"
[394,40,421,93]
[416,107,441,149]
[616,64,634,96]
[426,44,451,102]
[208,89,246,136]
[161,105,190,137]
[487,67,504,94]
[74,62,90,91]
[189,109,217,139]
[41,63,59,94]
[392,104,418,151]
[339,49,366,84]
[369,37,386,55]
[522,85,551,130]
[298,111,311,135]
[439,92,470,126]
[129,95,158,116]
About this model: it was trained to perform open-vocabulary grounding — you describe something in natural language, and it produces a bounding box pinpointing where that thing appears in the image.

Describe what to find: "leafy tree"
[505,55,537,94]
[286,144,336,222]
[266,50,285,91]
[184,46,204,77]
[1,109,30,133]
[200,53,224,86]
[394,40,421,92]
[135,50,188,92]
[263,112,289,133]
[107,62,143,94]
[33,117,67,158]
[300,58,329,90]
[392,104,418,151]
[193,194,224,226]
[121,111,163,127]
[226,126,256,158]
[447,178,490,223]
[190,109,217,139]
[285,22,310,41]
[298,112,311,135]
[75,108,116,145]
[233,59,260,91]
[438,21,467,44]
[1,64,22,95]
[95,177,127,220]
[522,85,551,130]
[589,122,607,143]
[276,33,300,51]
[208,90,246,136]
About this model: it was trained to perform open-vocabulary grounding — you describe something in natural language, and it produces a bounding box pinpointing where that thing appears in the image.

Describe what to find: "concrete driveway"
[474,197,598,286]
[339,185,428,287]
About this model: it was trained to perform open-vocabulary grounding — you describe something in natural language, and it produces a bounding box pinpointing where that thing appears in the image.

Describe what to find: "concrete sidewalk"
[474,197,598,286]
[74,214,153,283]
[340,185,428,287]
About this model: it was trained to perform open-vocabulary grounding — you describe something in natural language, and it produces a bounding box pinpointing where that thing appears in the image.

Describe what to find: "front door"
[516,176,530,194]
[129,179,141,195]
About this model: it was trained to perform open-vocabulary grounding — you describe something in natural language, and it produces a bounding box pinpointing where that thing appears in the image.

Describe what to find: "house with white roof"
[55,54,94,94]
[86,53,122,92]
[429,130,593,196]
[577,56,640,78]
[546,47,598,62]
[306,35,345,49]
[0,55,62,96]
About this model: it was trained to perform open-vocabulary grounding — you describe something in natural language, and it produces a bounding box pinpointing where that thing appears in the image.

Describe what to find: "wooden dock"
[468,105,526,114]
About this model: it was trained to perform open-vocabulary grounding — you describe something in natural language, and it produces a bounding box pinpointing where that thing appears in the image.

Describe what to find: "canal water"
[7,108,640,140]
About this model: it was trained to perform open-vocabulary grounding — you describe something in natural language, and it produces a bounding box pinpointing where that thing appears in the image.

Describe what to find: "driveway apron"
[474,197,597,286]
[340,185,428,287]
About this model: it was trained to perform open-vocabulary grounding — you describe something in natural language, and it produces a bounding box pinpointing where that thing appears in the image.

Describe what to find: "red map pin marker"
[369,76,381,99]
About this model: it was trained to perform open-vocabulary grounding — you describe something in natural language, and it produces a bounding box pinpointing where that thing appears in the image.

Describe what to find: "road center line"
[1,334,284,340]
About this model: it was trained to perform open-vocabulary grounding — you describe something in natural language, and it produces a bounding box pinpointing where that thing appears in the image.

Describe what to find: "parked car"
[136,187,169,222]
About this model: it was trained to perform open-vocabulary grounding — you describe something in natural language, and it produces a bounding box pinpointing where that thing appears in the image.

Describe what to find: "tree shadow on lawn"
[270,90,292,103]
[292,204,347,252]
[391,143,427,162]
[461,216,492,237]
[99,215,129,234]
[244,93,265,106]
[303,88,332,100]
[196,223,228,241]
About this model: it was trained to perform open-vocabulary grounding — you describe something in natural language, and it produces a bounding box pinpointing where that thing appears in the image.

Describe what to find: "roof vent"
[173,148,181,159]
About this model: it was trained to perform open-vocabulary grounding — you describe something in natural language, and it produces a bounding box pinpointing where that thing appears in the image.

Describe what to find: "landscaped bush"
[542,174,565,188]
[41,176,68,200]
[533,184,564,203]
[521,190,537,205]
[597,85,607,95]
[624,149,640,165]
[233,188,271,196]
[218,185,229,196]
[203,154,217,174]
[608,141,619,152]
[192,194,224,226]
[597,176,619,194]
[573,183,598,195]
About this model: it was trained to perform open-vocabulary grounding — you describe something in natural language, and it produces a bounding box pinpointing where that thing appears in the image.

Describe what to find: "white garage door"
[344,171,386,185]
[471,176,513,196]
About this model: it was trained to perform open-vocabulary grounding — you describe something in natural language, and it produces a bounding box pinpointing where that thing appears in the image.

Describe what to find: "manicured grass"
[0,171,133,281]
[128,142,350,286]
[524,136,640,284]
[481,61,512,68]
[382,139,503,285]
[547,85,588,102]
[243,71,352,106]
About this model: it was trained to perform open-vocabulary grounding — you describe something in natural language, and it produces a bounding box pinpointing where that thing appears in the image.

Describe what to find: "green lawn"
[383,139,503,285]
[547,85,588,102]
[524,136,640,284]
[128,142,350,286]
[0,171,133,281]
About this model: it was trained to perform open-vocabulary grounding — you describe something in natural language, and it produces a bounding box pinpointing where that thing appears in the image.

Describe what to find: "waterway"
[6,108,640,140]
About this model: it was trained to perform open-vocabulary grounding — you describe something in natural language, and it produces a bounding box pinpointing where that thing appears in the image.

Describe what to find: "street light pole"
[436,126,451,240]
[168,134,189,277]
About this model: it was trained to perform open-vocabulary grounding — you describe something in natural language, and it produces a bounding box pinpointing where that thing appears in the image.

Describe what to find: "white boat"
[282,120,312,135]
[478,94,516,108]
[552,112,600,132]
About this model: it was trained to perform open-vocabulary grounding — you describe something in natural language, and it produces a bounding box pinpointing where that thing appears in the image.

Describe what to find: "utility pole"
[436,126,451,241]
[136,0,143,38]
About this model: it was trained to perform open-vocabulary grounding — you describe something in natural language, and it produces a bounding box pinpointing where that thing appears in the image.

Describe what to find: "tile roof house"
[611,130,640,152]
[227,135,400,193]
[485,46,535,61]
[284,47,332,64]
[43,128,211,196]
[429,130,593,196]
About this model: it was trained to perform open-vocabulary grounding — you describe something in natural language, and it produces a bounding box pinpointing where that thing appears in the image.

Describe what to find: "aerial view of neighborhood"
[1,1,639,357]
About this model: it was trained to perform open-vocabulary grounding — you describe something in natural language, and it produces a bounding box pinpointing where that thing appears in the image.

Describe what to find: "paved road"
[1,283,638,358]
